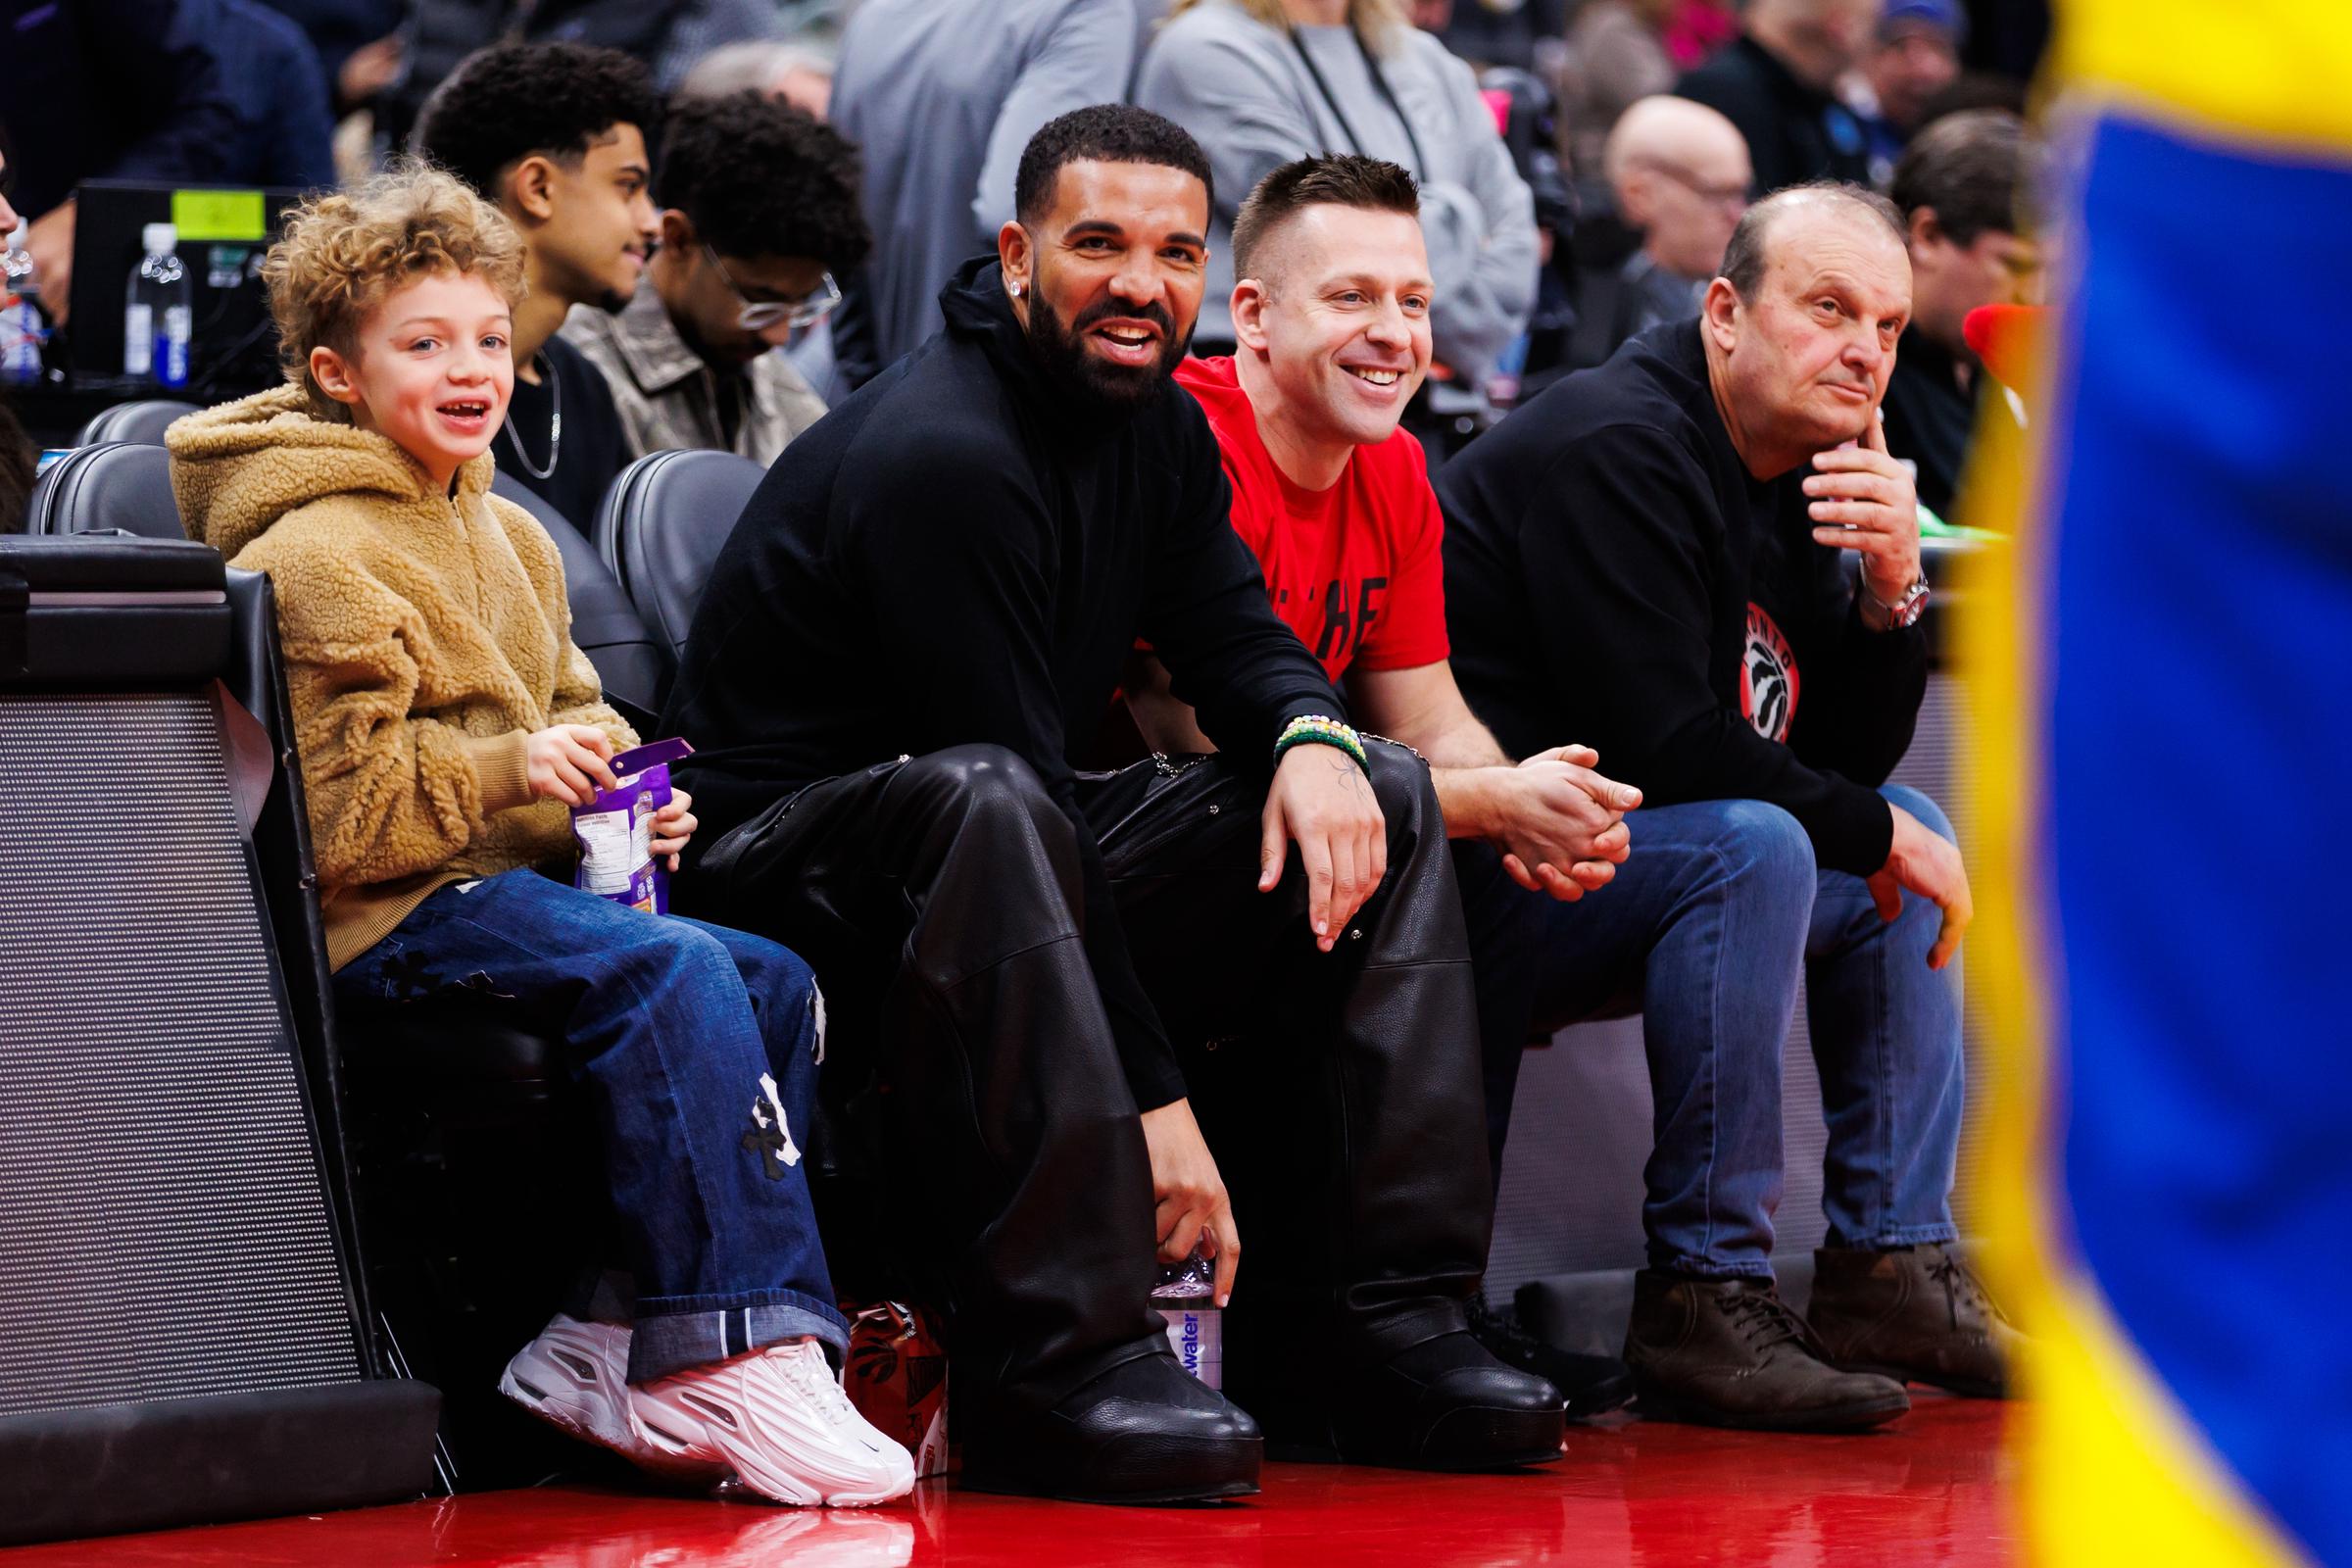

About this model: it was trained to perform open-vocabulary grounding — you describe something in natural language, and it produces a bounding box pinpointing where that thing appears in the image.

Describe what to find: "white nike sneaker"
[497,1313,727,1483]
[629,1338,916,1507]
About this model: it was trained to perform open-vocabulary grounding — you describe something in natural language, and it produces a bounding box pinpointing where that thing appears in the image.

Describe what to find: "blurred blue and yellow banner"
[1971,5,2352,1564]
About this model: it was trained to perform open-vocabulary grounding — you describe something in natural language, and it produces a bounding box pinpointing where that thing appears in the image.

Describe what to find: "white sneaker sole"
[498,1316,727,1484]
[630,1346,915,1507]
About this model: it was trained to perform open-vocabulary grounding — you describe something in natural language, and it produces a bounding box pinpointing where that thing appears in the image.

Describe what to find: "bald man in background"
[1588,96,1753,364]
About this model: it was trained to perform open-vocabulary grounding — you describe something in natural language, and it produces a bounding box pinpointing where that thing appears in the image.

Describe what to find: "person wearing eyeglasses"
[1581,95,1753,366]
[563,90,871,468]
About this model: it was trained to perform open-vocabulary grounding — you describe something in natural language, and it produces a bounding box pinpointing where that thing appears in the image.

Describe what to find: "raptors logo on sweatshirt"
[1740,602,1800,743]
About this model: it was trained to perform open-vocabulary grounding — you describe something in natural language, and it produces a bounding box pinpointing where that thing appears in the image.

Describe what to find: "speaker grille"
[0,692,363,1416]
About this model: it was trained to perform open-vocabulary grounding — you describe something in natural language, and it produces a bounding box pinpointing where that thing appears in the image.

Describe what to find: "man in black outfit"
[1674,0,1876,196]
[1440,183,2014,1434]
[1882,110,2046,525]
[662,106,1560,1504]
[416,42,650,533]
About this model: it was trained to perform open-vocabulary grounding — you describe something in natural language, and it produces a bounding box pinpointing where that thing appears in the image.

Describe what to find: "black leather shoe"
[1624,1270,1910,1433]
[956,1348,1263,1504]
[1467,1295,1636,1419]
[1268,1331,1566,1470]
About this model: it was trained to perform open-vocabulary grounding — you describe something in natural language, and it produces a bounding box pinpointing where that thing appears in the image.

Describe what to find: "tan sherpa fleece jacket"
[169,385,637,969]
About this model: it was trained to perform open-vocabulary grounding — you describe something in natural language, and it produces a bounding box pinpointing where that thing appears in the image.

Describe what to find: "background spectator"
[1849,0,1966,185]
[1135,0,1538,392]
[1557,0,1679,177]
[826,0,1136,389]
[1568,94,1749,368]
[1660,0,1738,67]
[0,0,238,327]
[1423,0,1571,75]
[378,0,783,152]
[679,38,838,118]
[1882,108,2047,524]
[564,90,870,466]
[180,0,341,192]
[248,0,403,116]
[1674,0,1877,196]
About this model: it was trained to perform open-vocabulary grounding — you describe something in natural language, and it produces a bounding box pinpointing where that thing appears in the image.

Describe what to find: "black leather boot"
[956,1347,1263,1504]
[1467,1295,1635,1419]
[1327,1331,1566,1469]
[1624,1270,1910,1433]
[1808,1244,2020,1398]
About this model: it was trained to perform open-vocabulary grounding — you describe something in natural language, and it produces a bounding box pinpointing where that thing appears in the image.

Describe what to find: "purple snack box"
[571,737,695,913]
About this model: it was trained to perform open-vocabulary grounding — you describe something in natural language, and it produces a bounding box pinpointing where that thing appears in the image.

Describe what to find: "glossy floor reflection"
[0,1396,2017,1567]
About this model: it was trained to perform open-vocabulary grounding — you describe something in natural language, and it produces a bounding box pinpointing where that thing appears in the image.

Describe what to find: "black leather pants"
[683,740,1494,1408]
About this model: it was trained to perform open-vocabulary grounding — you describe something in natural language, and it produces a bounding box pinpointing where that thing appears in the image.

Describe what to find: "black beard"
[594,286,633,315]
[1023,290,1191,410]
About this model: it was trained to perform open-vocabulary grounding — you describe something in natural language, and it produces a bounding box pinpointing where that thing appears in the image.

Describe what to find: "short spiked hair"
[1230,153,1421,283]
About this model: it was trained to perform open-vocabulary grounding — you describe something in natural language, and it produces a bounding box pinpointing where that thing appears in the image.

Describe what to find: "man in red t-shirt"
[1124,154,1643,1417]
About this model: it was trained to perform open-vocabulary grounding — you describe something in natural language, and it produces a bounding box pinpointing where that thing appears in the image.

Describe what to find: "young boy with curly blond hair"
[166,162,911,1509]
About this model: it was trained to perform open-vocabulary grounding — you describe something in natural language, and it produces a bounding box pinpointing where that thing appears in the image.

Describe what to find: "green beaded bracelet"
[1272,714,1370,774]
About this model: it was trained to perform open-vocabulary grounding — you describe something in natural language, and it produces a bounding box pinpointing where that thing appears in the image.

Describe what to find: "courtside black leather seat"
[593,448,764,662]
[490,468,672,726]
[75,398,203,447]
[23,441,187,538]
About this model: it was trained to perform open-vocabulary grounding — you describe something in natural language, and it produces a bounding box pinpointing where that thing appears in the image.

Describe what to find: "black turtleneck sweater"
[662,259,1344,1107]
[1437,319,1925,877]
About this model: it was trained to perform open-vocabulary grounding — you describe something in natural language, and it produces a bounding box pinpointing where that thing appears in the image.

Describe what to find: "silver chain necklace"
[502,351,562,480]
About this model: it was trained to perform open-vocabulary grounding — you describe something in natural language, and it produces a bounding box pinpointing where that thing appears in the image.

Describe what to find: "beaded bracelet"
[1272,713,1370,774]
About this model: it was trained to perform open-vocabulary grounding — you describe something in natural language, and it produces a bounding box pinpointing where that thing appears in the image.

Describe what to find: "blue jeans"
[1462,784,1965,1276]
[334,868,850,1381]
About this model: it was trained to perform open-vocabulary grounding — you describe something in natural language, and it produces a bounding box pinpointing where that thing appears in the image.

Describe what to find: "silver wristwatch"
[1863,574,1931,631]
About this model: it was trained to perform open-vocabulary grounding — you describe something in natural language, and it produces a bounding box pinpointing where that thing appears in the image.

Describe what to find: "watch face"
[1895,582,1932,627]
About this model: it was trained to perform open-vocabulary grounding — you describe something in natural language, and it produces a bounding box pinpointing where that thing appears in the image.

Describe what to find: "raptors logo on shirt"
[1741,602,1800,742]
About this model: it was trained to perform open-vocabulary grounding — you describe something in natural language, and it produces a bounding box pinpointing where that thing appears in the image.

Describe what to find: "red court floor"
[0,1396,2017,1567]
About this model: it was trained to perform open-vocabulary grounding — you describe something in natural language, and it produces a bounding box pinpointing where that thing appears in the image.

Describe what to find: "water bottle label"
[159,304,193,388]
[124,304,154,376]
[1158,1306,1222,1391]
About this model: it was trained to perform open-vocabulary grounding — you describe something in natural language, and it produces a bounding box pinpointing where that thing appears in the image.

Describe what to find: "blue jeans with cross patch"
[334,867,850,1382]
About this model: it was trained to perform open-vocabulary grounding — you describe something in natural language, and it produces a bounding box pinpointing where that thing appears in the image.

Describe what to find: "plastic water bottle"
[1,224,42,385]
[1152,1247,1222,1390]
[123,222,192,388]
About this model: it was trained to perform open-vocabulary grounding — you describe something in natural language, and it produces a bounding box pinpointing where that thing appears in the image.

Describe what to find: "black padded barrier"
[0,533,437,1545]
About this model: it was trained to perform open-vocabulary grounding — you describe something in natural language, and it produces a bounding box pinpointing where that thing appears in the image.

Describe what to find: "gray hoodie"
[1134,1,1538,384]
[831,0,1139,376]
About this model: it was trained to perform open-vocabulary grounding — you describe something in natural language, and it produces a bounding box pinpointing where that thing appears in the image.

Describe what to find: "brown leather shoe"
[1623,1270,1910,1433]
[1807,1244,2020,1398]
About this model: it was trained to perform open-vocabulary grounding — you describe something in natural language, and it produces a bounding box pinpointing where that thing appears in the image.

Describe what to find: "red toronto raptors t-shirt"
[1176,357,1450,681]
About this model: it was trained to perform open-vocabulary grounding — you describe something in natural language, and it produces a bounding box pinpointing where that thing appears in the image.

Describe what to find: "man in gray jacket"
[829,0,1139,383]
[1134,0,1537,390]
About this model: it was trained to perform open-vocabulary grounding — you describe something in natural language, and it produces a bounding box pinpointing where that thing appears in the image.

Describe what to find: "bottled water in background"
[1152,1246,1221,1390]
[2,225,42,385]
[123,222,191,388]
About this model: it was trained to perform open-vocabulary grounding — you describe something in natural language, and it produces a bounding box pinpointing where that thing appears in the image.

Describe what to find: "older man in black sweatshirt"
[1440,184,2011,1435]
[662,107,1559,1504]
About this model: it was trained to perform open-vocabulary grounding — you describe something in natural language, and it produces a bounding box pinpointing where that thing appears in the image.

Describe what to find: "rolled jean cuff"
[1650,1250,1777,1282]
[1843,1222,1961,1250]
[628,1287,852,1384]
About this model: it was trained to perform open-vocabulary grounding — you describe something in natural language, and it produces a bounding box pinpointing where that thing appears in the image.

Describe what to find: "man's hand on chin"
[1138,1098,1238,1306]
